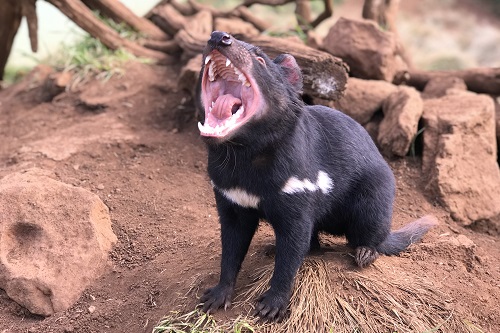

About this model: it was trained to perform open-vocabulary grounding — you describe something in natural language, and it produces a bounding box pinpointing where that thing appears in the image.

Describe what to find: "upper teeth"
[208,62,216,82]
[206,56,251,87]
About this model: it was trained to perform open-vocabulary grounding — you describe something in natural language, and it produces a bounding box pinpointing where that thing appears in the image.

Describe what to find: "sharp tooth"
[236,106,244,117]
[225,58,231,67]
[244,81,251,87]
[209,106,212,112]
[198,122,204,132]
[204,54,212,65]
[208,62,216,81]
[234,68,242,76]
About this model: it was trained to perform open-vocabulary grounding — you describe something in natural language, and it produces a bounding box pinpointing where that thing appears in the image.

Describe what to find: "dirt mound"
[0,61,499,333]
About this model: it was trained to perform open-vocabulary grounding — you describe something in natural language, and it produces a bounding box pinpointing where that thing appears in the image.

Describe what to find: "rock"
[422,76,467,99]
[377,86,423,157]
[316,77,398,125]
[0,65,53,101]
[455,235,475,249]
[322,17,408,81]
[422,91,500,226]
[214,17,259,37]
[40,71,73,102]
[0,169,117,316]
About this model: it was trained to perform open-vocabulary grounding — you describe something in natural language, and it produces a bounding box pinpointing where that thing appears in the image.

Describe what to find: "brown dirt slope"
[0,62,499,333]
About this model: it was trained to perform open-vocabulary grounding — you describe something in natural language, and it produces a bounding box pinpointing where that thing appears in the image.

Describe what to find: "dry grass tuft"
[237,258,483,333]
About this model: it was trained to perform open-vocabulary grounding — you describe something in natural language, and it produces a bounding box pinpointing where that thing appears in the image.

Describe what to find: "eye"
[256,57,266,66]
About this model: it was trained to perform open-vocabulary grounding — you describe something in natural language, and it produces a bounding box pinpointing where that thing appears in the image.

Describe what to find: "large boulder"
[378,86,423,157]
[322,17,408,81]
[0,169,117,316]
[332,77,398,125]
[422,91,500,228]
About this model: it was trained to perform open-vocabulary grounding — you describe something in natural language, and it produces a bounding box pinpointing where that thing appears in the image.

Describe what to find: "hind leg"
[354,246,379,267]
[345,177,394,268]
[309,230,321,252]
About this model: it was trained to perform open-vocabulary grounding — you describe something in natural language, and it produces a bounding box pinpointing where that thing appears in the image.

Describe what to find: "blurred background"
[6,0,500,74]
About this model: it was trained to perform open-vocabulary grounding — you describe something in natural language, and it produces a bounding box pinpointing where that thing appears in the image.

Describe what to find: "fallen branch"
[46,0,173,63]
[82,0,168,40]
[141,39,181,54]
[394,68,500,95]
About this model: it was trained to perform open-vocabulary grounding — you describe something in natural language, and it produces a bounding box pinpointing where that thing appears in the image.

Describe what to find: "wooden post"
[0,0,23,80]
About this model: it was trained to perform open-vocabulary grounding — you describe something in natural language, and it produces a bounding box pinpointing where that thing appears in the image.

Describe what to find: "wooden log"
[234,6,271,32]
[141,39,181,54]
[82,0,167,40]
[169,0,196,16]
[0,0,23,80]
[150,4,188,36]
[394,68,500,96]
[241,35,348,101]
[46,0,172,63]
[175,10,213,59]
[145,0,195,18]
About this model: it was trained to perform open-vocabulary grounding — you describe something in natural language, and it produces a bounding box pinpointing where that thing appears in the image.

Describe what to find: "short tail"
[376,215,438,255]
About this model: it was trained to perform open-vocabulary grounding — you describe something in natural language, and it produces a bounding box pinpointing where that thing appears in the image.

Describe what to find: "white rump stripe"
[220,187,261,208]
[282,171,333,194]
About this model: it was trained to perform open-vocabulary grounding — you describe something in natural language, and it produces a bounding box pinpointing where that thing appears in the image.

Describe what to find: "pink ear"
[274,54,303,93]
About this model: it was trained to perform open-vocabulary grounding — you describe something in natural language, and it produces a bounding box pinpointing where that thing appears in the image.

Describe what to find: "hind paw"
[354,246,379,268]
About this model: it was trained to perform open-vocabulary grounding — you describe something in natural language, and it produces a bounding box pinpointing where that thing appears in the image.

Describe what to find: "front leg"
[255,215,312,321]
[201,193,259,313]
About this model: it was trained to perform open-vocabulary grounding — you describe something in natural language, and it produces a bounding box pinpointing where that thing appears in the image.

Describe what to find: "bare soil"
[0,62,499,333]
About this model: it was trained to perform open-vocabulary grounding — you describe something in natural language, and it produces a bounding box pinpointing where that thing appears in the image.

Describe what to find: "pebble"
[88,305,96,314]
[97,184,105,190]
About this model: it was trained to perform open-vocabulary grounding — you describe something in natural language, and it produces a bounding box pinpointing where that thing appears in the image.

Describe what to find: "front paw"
[254,290,289,321]
[200,284,234,313]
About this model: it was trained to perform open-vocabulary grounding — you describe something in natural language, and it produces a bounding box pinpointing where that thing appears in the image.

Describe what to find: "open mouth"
[199,50,260,138]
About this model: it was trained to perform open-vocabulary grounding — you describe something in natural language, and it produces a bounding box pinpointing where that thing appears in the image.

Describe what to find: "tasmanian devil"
[197,31,436,321]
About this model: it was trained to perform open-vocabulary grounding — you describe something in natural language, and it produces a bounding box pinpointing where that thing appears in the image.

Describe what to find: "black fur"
[198,32,436,321]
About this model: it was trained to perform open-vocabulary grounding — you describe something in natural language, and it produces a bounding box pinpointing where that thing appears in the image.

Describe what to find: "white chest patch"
[282,171,333,195]
[219,187,261,209]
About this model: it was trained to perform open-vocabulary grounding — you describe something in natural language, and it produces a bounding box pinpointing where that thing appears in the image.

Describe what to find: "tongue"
[212,94,241,120]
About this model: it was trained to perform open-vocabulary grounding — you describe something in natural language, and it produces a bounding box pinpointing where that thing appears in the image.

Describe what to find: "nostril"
[221,34,232,46]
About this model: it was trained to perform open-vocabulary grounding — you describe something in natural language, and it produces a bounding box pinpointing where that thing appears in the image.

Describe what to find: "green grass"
[2,65,32,86]
[48,14,150,83]
[409,126,426,158]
